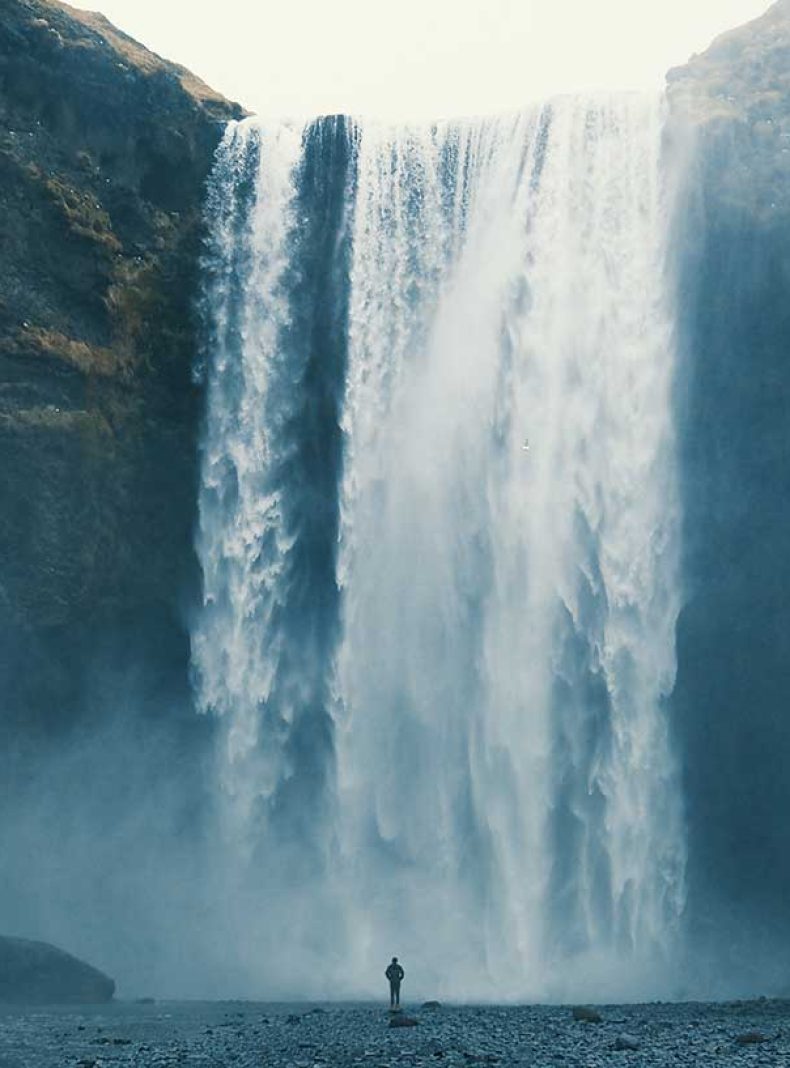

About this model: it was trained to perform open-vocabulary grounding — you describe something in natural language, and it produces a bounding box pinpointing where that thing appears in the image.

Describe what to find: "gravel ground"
[1,997,790,1068]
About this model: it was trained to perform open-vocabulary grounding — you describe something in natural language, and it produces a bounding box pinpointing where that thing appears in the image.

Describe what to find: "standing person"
[385,956,405,1008]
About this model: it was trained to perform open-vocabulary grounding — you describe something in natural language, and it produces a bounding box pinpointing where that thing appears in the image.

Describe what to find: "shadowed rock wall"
[668,0,790,989]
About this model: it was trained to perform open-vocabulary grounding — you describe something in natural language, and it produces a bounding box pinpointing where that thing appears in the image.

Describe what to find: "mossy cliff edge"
[0,0,242,730]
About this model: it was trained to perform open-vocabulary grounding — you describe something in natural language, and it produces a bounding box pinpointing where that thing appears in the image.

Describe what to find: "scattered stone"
[735,1031,770,1045]
[1,997,789,1068]
[422,1001,442,1010]
[287,1013,302,1024]
[572,1006,603,1024]
[613,1033,640,1051]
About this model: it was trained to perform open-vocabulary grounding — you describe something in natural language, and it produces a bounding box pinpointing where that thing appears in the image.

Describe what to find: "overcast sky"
[71,0,772,120]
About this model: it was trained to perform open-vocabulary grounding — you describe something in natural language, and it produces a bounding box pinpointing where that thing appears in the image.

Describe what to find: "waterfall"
[192,119,308,838]
[194,94,686,1001]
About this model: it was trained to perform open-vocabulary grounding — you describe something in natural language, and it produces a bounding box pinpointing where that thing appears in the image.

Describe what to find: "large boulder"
[0,935,114,1003]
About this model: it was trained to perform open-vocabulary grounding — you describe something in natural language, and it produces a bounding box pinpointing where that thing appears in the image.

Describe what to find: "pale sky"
[72,0,772,120]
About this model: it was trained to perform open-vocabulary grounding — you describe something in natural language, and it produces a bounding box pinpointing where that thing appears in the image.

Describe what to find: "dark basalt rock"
[0,934,114,1003]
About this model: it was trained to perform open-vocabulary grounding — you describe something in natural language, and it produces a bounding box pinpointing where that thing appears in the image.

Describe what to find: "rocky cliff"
[668,0,790,985]
[0,0,242,737]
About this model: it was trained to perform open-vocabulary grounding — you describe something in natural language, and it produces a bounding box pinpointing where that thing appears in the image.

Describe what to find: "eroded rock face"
[0,935,114,1003]
[0,0,242,734]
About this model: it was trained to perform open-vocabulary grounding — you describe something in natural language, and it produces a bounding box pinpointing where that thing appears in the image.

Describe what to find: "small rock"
[287,1013,302,1024]
[422,1001,442,1010]
[389,1015,419,1028]
[572,1006,603,1024]
[735,1031,770,1045]
[614,1033,640,1051]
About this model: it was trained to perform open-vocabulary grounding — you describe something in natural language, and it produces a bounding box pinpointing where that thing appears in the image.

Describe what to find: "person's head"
[392,956,398,963]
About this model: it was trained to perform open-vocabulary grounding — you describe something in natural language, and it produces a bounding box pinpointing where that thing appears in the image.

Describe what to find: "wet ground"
[1,997,789,1067]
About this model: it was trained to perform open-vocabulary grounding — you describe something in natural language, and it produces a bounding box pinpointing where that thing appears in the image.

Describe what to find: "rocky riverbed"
[1,998,789,1068]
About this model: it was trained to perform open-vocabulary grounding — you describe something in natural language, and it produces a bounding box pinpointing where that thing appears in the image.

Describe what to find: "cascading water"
[193,119,308,839]
[194,94,686,1001]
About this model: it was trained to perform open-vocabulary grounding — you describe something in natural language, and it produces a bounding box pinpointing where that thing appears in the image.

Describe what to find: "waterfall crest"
[194,95,686,1001]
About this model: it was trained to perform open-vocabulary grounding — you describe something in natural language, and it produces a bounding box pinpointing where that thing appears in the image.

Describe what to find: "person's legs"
[390,981,396,1008]
[394,981,400,1007]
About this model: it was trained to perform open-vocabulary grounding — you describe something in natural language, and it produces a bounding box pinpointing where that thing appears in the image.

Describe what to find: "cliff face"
[0,0,241,734]
[668,0,790,982]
